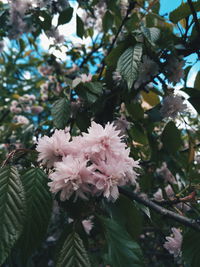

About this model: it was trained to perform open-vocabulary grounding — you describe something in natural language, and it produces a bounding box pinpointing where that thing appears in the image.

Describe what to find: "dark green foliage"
[18,168,52,263]
[0,166,25,265]
[182,229,200,267]
[51,98,71,129]
[58,7,73,25]
[161,121,182,154]
[56,232,91,267]
[100,217,144,267]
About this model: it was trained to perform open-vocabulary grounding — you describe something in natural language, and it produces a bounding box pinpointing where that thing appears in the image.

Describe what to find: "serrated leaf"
[141,26,160,45]
[18,168,52,262]
[85,82,102,95]
[117,44,143,90]
[76,14,84,38]
[56,232,91,267]
[52,98,70,129]
[169,1,200,23]
[100,217,144,267]
[161,121,182,154]
[58,7,73,26]
[0,166,25,265]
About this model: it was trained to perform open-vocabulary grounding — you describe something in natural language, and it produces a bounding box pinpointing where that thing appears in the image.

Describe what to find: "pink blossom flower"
[163,228,182,257]
[82,121,126,160]
[37,121,140,201]
[48,155,92,201]
[14,115,29,125]
[36,129,71,168]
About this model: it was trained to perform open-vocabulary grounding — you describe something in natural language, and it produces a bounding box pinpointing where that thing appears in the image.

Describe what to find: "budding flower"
[82,218,94,234]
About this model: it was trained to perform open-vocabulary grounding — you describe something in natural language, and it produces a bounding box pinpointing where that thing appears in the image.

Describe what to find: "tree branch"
[79,42,103,69]
[119,187,200,231]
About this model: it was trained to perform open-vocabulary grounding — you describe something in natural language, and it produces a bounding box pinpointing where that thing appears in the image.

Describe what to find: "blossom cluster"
[164,56,185,84]
[7,0,68,39]
[81,2,106,31]
[160,94,187,119]
[36,122,140,201]
[10,94,44,125]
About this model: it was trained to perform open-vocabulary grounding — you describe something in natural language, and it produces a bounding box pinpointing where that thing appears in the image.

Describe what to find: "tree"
[0,0,200,266]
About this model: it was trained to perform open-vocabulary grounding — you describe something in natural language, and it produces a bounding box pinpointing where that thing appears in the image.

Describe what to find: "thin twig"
[119,187,200,231]
[1,148,34,167]
[187,0,200,38]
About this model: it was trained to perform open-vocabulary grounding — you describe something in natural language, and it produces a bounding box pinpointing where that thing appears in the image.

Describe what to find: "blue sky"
[160,0,183,15]
[159,0,199,87]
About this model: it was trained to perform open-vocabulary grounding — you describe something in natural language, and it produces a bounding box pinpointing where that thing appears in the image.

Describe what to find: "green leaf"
[102,10,114,32]
[56,232,91,267]
[182,229,200,266]
[76,15,84,38]
[194,71,200,90]
[0,166,25,265]
[188,96,200,114]
[141,26,160,45]
[146,104,162,122]
[18,168,52,262]
[161,121,182,154]
[75,82,102,104]
[114,195,143,239]
[76,112,91,132]
[58,7,73,25]
[38,11,52,31]
[126,102,144,120]
[130,124,148,145]
[169,1,200,23]
[182,87,200,113]
[117,44,143,90]
[100,217,144,267]
[51,98,70,129]
[85,82,102,95]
